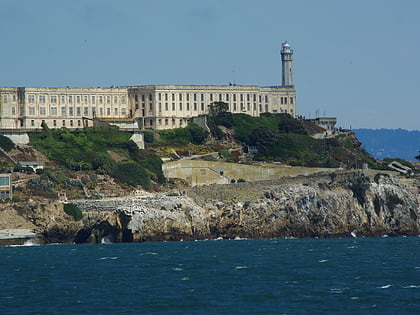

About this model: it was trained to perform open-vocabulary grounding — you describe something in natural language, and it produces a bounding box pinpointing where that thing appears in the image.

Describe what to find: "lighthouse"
[281,41,294,86]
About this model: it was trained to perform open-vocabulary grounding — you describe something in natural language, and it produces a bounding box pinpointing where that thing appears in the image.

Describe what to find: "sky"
[1,0,419,130]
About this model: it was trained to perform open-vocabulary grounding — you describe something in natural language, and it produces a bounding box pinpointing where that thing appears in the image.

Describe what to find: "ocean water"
[0,237,419,314]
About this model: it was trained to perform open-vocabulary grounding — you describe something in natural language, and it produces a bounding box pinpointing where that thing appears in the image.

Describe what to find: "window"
[233,103,237,111]
[84,96,88,104]
[12,95,16,102]
[193,94,197,101]
[158,119,161,125]
[114,96,118,104]
[165,103,168,111]
[179,103,182,110]
[187,103,190,111]
[11,107,16,115]
[84,107,89,115]
[53,120,57,127]
[253,94,256,101]
[149,119,153,126]
[107,108,110,115]
[70,120,73,127]
[50,95,57,103]
[121,96,126,104]
[28,95,35,103]
[233,94,236,102]
[165,119,168,125]
[51,107,57,115]
[141,95,145,102]
[76,96,81,104]
[77,107,81,116]
[78,120,81,127]
[219,94,222,101]
[290,97,293,104]
[247,103,250,111]
[158,93,161,101]
[179,94,182,101]
[69,107,74,116]
[29,107,35,115]
[40,107,46,115]
[68,96,73,104]
[247,94,250,102]
[61,107,66,116]
[240,94,243,101]
[31,120,35,127]
[61,96,65,104]
[186,94,189,101]
[172,103,175,111]
[210,94,213,101]
[39,95,46,103]
[106,96,111,104]
[114,108,118,115]
[99,96,103,104]
[99,108,104,116]
[201,94,204,101]
[201,103,204,111]
[265,96,268,103]
[172,119,175,125]
[121,108,126,115]
[3,95,8,103]
[172,93,175,101]
[149,103,153,111]
[193,103,197,111]
[226,94,229,101]
[91,96,96,104]
[62,120,66,127]
[165,93,168,101]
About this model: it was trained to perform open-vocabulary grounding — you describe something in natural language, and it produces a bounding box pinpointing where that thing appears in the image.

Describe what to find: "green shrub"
[63,203,83,221]
[112,161,151,189]
[143,130,155,143]
[0,135,15,151]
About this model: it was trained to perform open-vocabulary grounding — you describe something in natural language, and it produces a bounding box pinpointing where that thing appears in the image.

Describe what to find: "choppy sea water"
[0,237,419,314]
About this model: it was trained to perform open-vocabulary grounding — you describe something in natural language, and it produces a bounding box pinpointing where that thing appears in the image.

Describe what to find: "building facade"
[0,42,296,131]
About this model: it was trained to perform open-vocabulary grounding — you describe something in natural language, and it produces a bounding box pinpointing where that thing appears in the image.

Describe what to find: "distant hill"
[353,129,420,161]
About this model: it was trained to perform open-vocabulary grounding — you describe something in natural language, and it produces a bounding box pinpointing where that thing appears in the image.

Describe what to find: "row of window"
[281,96,294,105]
[26,94,127,105]
[30,119,83,128]
[152,102,270,113]
[136,93,271,103]
[25,106,127,117]
[2,95,17,103]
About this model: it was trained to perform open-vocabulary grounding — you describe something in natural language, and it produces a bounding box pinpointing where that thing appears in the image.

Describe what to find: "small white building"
[18,161,45,172]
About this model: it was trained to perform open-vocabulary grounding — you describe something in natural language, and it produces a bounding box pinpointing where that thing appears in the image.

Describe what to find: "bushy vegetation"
[63,203,83,221]
[111,161,151,189]
[29,125,164,190]
[0,135,15,151]
[157,124,206,145]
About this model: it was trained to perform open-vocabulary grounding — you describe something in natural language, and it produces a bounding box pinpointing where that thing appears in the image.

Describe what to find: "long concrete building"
[0,42,296,131]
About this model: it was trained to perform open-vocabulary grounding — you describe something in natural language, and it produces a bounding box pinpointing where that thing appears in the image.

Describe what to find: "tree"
[416,151,420,161]
[208,101,229,117]
[249,126,277,148]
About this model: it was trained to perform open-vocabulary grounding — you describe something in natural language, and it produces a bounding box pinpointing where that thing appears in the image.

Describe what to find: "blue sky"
[1,0,419,130]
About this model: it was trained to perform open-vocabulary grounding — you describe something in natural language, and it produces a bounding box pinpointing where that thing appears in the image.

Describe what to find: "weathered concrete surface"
[163,160,337,186]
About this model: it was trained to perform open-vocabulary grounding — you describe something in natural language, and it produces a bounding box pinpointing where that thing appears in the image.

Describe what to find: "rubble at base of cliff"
[0,172,419,245]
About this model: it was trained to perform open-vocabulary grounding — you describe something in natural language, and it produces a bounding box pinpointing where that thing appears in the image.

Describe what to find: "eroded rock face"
[1,172,418,244]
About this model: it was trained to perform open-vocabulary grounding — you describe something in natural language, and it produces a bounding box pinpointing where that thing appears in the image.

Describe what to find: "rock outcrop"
[1,172,418,244]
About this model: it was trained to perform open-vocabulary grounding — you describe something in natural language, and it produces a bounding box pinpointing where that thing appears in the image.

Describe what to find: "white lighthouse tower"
[281,41,294,86]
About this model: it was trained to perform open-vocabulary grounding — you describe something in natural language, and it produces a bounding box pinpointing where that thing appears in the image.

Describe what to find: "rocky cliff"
[1,171,418,244]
